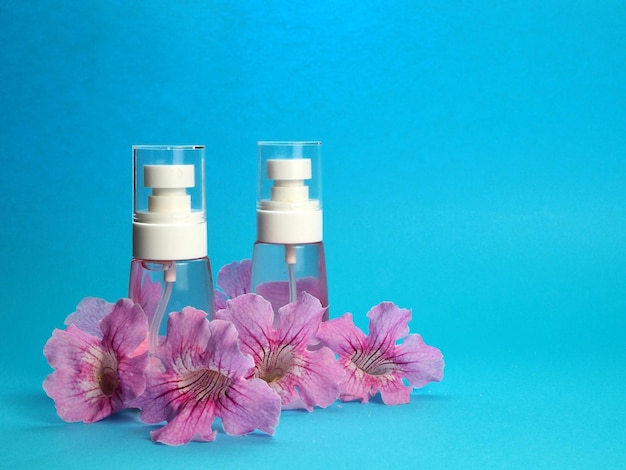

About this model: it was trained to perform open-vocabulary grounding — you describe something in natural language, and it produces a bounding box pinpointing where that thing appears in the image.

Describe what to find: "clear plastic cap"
[133,145,205,224]
[256,141,323,244]
[132,145,207,260]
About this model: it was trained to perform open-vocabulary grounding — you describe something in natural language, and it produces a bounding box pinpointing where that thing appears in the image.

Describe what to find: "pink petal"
[377,375,413,405]
[338,365,411,405]
[213,289,229,311]
[151,400,219,445]
[116,353,149,406]
[64,297,114,338]
[101,299,149,358]
[394,334,444,388]
[274,293,327,350]
[129,263,162,322]
[254,282,289,313]
[215,294,274,361]
[139,356,222,442]
[218,377,281,436]
[158,307,213,367]
[286,346,344,411]
[216,259,252,299]
[366,302,411,352]
[202,317,255,378]
[317,313,366,357]
[137,362,179,425]
[336,361,372,403]
[43,325,101,372]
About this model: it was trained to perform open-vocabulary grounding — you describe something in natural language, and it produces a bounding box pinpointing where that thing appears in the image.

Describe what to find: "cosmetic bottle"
[129,145,214,353]
[250,141,328,318]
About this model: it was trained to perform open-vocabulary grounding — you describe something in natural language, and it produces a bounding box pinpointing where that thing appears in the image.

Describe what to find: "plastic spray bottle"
[129,145,214,352]
[250,141,328,318]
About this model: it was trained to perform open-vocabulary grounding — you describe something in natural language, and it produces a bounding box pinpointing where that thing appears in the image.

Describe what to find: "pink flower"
[137,307,281,445]
[317,302,444,405]
[214,258,252,310]
[43,298,149,422]
[216,293,344,411]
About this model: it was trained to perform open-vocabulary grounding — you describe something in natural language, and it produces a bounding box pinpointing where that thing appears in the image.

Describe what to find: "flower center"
[350,349,394,376]
[257,345,294,383]
[179,369,231,401]
[98,366,119,396]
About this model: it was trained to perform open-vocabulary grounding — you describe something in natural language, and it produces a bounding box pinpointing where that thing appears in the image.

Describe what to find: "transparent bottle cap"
[133,145,206,224]
[256,141,323,244]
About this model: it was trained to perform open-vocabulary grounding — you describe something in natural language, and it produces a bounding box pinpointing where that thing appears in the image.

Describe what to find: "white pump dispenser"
[256,149,322,244]
[133,156,207,261]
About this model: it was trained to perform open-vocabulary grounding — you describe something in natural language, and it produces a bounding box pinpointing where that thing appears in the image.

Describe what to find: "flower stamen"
[98,366,119,397]
[257,346,294,383]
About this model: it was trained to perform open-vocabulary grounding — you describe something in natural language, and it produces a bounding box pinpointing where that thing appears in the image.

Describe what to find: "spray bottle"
[250,141,328,317]
[129,145,214,353]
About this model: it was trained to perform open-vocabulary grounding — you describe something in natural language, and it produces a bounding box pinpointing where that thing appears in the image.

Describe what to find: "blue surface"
[1,1,625,468]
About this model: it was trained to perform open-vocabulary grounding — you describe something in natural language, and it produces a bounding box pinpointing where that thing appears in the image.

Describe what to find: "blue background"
[1,1,625,468]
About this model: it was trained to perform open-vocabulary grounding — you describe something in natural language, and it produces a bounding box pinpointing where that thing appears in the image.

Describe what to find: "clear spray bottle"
[250,141,328,318]
[129,145,214,353]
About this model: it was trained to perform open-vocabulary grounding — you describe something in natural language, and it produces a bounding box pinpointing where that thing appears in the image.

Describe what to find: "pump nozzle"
[132,146,207,261]
[144,164,194,218]
[267,158,311,205]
